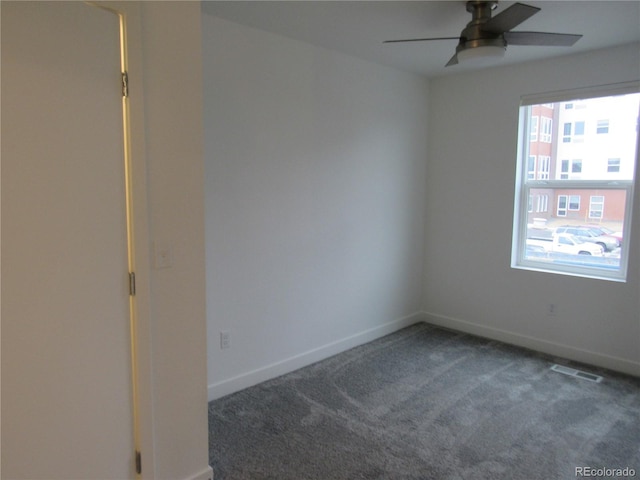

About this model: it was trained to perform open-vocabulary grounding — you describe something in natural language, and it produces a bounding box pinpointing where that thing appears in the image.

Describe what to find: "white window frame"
[589,195,605,219]
[557,195,568,216]
[537,155,550,179]
[568,194,580,211]
[512,82,639,282]
[536,194,548,213]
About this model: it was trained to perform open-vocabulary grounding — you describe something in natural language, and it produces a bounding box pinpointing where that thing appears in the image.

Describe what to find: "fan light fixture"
[457,44,506,64]
[384,1,582,68]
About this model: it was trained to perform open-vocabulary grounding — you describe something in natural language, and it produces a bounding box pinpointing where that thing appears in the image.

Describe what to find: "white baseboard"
[208,312,423,401]
[422,311,640,377]
[183,466,214,480]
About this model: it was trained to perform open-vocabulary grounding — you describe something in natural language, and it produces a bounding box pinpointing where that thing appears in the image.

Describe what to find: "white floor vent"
[550,364,603,383]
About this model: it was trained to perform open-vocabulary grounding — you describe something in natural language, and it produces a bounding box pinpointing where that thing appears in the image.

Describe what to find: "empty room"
[202,2,640,479]
[2,2,639,479]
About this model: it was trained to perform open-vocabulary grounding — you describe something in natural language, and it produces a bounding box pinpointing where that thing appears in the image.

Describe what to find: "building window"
[557,195,568,216]
[571,159,582,175]
[607,158,620,173]
[512,86,639,282]
[589,196,605,219]
[537,156,550,179]
[536,194,549,213]
[562,121,585,143]
[562,122,571,142]
[540,117,553,143]
[527,155,536,180]
[597,119,609,134]
[530,116,539,141]
[568,195,580,211]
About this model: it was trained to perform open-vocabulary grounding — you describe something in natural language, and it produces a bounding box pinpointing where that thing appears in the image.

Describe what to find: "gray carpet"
[208,323,640,479]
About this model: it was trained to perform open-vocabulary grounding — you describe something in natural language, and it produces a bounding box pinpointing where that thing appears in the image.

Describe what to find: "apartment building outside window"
[512,84,639,282]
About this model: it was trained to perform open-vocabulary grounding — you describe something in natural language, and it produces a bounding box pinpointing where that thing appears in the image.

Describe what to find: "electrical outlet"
[220,331,231,350]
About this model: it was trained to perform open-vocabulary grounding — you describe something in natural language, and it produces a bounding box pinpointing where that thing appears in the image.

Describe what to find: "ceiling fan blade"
[383,37,459,44]
[482,2,540,34]
[445,53,459,67]
[504,31,582,46]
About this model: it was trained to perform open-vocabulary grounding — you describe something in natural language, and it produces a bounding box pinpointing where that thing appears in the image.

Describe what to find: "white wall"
[423,43,640,376]
[202,14,429,399]
[1,2,212,480]
[139,3,211,479]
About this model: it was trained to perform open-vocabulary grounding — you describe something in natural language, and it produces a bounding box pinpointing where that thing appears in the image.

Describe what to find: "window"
[537,156,550,179]
[557,195,567,216]
[540,117,553,143]
[607,158,620,173]
[512,86,639,282]
[589,196,604,219]
[571,159,582,175]
[540,195,549,213]
[568,195,580,211]
[562,122,571,142]
[597,119,609,134]
[527,155,536,180]
[560,159,569,179]
[536,194,549,213]
[530,116,539,141]
[562,121,585,143]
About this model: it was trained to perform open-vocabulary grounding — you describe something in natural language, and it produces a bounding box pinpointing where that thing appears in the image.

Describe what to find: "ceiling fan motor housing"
[460,1,507,51]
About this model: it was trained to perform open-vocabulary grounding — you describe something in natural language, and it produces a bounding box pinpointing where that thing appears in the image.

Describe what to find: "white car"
[526,233,604,256]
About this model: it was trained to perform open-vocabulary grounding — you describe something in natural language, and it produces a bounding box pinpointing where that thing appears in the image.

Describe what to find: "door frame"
[89,3,154,477]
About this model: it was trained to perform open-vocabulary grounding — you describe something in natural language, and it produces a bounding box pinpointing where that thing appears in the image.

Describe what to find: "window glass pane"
[568,195,580,210]
[571,160,582,173]
[524,188,625,271]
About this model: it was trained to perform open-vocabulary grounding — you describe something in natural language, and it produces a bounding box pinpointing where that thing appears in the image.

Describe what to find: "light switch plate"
[154,243,173,269]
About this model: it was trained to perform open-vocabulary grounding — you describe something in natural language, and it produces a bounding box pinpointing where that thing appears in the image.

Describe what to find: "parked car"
[526,233,604,256]
[585,225,623,246]
[554,225,620,252]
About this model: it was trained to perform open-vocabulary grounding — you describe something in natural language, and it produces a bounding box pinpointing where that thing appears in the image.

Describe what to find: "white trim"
[422,312,640,377]
[521,81,640,106]
[208,313,423,401]
[184,466,214,480]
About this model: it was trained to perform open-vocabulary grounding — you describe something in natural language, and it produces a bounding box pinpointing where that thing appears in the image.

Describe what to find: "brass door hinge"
[129,272,136,296]
[122,71,129,98]
[135,450,141,475]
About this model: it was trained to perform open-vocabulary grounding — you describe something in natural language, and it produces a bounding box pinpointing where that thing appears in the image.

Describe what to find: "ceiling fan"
[384,1,582,67]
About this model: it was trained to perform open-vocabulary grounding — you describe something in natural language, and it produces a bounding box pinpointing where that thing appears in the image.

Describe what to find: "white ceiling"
[201,1,640,78]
